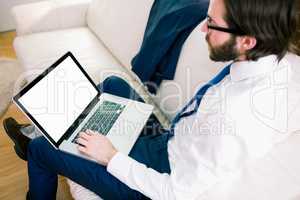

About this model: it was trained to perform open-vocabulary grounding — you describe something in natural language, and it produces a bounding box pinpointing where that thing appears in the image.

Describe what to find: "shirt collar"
[230,55,279,82]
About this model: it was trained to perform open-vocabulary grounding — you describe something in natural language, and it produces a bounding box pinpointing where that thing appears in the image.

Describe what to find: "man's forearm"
[107,152,175,200]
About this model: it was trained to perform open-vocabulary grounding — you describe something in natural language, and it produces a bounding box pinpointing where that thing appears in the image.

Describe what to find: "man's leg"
[27,137,147,200]
[98,75,143,101]
[98,75,170,172]
[98,75,164,136]
[27,76,170,199]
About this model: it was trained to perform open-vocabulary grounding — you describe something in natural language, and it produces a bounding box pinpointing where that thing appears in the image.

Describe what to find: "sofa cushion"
[86,0,153,69]
[13,27,128,84]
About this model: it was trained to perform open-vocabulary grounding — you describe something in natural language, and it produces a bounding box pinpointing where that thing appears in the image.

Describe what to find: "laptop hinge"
[60,95,100,142]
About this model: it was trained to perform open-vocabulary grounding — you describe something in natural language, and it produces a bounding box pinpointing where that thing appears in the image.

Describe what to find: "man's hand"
[76,129,118,166]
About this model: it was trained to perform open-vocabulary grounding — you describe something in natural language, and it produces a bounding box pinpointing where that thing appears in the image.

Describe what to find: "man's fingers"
[87,129,98,135]
[77,145,88,154]
[79,132,91,140]
[87,129,103,136]
[76,138,88,147]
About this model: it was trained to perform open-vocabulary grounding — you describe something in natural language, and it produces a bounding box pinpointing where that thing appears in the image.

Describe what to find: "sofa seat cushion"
[13,27,128,84]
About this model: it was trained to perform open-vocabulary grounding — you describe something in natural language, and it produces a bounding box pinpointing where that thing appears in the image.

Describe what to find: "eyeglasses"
[205,16,246,36]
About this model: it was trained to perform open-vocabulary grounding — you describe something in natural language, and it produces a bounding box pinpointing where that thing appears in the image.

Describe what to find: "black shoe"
[26,191,31,200]
[3,118,31,161]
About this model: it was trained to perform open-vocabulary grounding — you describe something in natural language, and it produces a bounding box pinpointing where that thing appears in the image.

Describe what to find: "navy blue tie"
[169,64,231,137]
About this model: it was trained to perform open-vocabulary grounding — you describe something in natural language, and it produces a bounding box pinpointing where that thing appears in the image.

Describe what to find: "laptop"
[13,52,153,161]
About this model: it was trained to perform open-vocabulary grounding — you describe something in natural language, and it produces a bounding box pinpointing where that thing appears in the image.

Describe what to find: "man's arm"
[76,128,252,199]
[107,152,175,200]
[76,130,176,200]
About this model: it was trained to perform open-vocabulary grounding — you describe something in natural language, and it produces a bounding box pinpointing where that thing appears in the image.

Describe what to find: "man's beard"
[206,35,239,62]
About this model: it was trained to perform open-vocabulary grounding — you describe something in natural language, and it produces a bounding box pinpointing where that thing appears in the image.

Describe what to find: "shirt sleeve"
[107,152,175,200]
[106,145,242,200]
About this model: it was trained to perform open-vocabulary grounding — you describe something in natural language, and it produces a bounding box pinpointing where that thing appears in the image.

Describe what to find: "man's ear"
[237,36,257,53]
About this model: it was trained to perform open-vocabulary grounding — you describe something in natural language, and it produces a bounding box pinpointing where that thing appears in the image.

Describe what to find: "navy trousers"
[27,76,171,200]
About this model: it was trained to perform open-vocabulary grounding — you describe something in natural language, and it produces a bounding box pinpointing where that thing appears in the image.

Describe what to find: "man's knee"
[104,75,128,87]
[97,75,140,100]
[28,137,50,160]
[97,76,128,92]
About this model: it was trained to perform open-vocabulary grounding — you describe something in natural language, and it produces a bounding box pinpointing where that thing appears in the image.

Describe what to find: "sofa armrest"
[11,0,91,36]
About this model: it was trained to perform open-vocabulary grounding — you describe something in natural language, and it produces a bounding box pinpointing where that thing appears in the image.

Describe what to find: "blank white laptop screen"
[19,57,98,142]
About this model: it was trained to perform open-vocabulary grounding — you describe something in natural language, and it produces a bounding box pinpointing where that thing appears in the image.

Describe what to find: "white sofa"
[11,0,300,199]
[12,0,224,123]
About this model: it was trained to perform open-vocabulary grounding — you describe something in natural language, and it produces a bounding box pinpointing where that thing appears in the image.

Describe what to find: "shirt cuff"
[107,152,134,180]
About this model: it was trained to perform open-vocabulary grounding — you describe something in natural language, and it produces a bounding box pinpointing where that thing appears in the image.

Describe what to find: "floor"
[0,31,73,200]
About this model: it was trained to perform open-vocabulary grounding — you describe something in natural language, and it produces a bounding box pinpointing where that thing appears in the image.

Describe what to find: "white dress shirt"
[107,53,300,200]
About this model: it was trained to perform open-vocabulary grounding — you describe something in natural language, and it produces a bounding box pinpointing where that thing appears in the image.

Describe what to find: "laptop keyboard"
[72,101,125,144]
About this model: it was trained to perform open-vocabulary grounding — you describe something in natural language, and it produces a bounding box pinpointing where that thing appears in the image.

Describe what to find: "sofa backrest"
[86,0,153,69]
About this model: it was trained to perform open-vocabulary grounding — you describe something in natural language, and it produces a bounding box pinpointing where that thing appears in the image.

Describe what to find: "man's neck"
[234,54,247,62]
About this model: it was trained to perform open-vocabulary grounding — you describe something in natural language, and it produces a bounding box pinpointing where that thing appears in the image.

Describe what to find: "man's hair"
[290,14,300,56]
[223,0,299,61]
